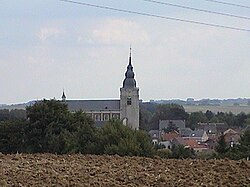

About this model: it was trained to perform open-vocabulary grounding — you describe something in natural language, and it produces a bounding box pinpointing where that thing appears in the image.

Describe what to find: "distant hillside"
[183,105,250,114]
[151,98,250,106]
[0,101,35,110]
[147,98,250,114]
[2,98,250,114]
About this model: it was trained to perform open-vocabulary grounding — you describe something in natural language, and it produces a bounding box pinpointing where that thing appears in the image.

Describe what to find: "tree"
[171,144,195,159]
[9,109,26,120]
[139,104,153,131]
[187,111,208,130]
[237,130,250,157]
[98,120,155,157]
[0,120,27,153]
[25,99,95,153]
[226,130,250,160]
[164,121,178,133]
[215,134,228,155]
[0,109,10,121]
[205,110,214,121]
[150,104,189,130]
[210,116,220,123]
[25,100,70,152]
[68,112,97,154]
[224,112,235,127]
[26,99,69,124]
[235,112,247,127]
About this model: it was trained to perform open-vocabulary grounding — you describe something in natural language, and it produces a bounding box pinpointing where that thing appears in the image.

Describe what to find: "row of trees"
[0,100,155,157]
[140,103,250,130]
[0,100,199,159]
[0,109,26,121]
[0,100,249,159]
[188,111,248,130]
[1,103,249,131]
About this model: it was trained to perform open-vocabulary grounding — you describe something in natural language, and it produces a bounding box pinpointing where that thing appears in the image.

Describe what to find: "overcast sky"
[0,0,250,104]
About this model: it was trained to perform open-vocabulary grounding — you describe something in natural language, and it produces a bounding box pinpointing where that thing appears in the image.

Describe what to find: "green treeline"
[140,103,250,131]
[0,100,155,157]
[0,100,249,159]
[0,109,26,121]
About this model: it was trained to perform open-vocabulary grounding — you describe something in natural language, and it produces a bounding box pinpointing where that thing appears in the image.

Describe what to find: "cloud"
[37,27,62,41]
[91,19,150,45]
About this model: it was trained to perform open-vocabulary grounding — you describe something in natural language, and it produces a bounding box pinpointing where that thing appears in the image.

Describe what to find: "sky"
[0,0,250,104]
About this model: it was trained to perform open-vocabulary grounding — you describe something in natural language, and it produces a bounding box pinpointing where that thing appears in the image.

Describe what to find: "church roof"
[123,48,136,88]
[66,99,120,111]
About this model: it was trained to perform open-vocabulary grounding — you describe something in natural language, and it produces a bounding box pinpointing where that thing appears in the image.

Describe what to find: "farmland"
[184,105,250,114]
[0,154,249,186]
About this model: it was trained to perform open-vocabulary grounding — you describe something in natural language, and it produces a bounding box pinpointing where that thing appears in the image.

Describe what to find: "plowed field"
[0,154,249,186]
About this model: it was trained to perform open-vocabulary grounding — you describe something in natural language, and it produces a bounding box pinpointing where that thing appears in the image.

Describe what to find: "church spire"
[122,48,136,88]
[129,46,132,66]
[62,89,66,102]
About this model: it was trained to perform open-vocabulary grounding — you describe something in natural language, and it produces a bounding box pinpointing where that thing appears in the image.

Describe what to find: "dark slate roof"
[197,123,217,134]
[179,128,193,137]
[215,123,229,134]
[66,100,120,111]
[189,130,205,138]
[198,123,228,134]
[123,51,136,88]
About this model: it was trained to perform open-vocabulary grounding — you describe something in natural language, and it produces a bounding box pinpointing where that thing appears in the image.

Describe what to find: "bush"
[156,149,172,158]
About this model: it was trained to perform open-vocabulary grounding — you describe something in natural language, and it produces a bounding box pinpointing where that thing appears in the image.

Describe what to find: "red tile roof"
[183,139,208,149]
[162,131,179,141]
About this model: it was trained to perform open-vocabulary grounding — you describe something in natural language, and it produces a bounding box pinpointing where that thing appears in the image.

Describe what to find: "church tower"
[120,48,139,130]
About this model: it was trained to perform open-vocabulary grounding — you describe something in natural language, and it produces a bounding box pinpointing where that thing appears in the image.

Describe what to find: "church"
[62,49,140,130]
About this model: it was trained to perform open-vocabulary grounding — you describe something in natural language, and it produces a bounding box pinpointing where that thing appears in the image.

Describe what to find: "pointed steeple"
[62,89,66,102]
[122,48,136,88]
[129,46,132,66]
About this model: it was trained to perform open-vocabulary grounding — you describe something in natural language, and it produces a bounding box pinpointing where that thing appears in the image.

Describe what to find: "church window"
[127,97,132,105]
[104,114,109,121]
[112,114,119,119]
[95,114,101,121]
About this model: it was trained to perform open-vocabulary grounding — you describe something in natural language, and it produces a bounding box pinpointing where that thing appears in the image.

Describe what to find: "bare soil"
[0,154,249,187]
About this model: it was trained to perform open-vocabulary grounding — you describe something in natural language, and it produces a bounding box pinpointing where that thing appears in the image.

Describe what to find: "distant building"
[188,130,209,143]
[223,128,241,147]
[179,128,193,137]
[62,49,140,130]
[172,137,209,153]
[197,123,228,135]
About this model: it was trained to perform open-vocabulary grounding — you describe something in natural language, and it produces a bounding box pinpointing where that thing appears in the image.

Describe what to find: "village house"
[159,131,180,149]
[223,128,241,147]
[197,122,228,135]
[188,130,209,143]
[172,137,209,153]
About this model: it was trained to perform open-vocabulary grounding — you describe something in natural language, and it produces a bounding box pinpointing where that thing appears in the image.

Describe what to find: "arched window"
[95,114,101,121]
[112,114,120,119]
[104,114,109,121]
